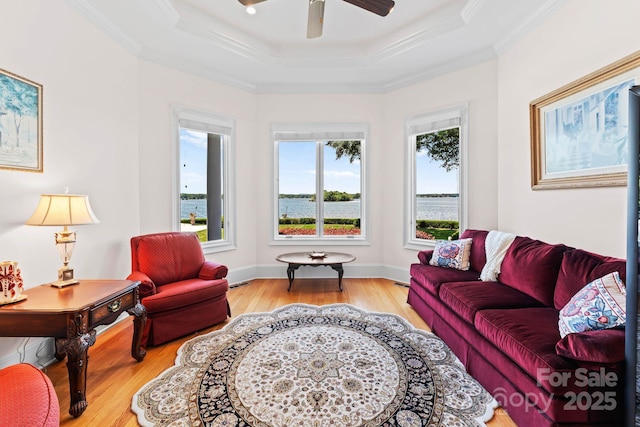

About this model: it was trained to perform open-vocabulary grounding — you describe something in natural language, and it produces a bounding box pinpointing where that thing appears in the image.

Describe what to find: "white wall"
[137,61,258,276]
[0,0,139,364]
[497,0,640,257]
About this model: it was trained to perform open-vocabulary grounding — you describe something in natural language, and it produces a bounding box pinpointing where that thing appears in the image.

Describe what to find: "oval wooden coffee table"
[276,252,356,292]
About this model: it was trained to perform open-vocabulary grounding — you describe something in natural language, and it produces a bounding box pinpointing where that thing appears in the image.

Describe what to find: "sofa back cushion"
[131,232,205,286]
[499,236,570,307]
[554,249,626,310]
[460,229,489,273]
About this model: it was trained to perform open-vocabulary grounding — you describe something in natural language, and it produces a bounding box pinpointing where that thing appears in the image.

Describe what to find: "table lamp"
[26,193,100,287]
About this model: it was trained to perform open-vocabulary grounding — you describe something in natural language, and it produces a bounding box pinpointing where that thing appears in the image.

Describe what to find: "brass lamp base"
[50,266,79,288]
[50,279,79,288]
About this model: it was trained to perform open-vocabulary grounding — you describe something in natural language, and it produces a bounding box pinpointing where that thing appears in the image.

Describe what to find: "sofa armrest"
[417,249,434,265]
[556,329,625,364]
[199,261,228,280]
[127,271,156,299]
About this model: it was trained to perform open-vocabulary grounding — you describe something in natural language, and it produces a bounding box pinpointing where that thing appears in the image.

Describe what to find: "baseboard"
[0,337,56,370]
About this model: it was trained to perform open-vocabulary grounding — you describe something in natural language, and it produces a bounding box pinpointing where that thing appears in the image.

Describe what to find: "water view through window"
[277,139,362,238]
[414,127,460,241]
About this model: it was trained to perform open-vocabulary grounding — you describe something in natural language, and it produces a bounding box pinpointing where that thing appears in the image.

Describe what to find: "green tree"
[326,140,361,163]
[416,128,459,171]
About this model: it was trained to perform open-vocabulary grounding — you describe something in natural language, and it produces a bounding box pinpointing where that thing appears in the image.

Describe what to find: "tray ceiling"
[67,0,565,93]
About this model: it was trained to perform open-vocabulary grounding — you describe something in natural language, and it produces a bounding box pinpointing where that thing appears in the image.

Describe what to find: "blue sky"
[278,142,361,194]
[180,128,208,194]
[416,151,458,194]
[181,131,458,195]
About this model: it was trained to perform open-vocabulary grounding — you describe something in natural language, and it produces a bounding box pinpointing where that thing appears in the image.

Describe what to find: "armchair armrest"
[127,271,156,299]
[199,261,228,280]
[417,249,434,265]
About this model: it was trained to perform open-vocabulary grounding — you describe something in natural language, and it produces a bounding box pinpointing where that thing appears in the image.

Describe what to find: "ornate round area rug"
[132,304,497,427]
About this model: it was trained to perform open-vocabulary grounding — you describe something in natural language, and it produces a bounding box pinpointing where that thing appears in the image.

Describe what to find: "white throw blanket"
[480,230,516,281]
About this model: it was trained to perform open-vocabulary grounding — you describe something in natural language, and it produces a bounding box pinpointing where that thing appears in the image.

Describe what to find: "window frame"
[404,104,468,250]
[271,122,369,245]
[172,105,236,254]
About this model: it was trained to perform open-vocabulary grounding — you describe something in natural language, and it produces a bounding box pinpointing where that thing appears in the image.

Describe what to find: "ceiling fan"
[238,0,395,39]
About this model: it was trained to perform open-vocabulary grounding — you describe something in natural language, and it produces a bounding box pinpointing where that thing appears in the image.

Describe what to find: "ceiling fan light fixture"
[246,6,256,14]
[238,0,267,6]
[307,0,325,39]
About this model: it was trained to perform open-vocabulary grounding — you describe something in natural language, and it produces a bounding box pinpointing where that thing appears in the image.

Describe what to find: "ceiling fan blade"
[342,0,395,17]
[307,0,325,39]
[238,0,267,6]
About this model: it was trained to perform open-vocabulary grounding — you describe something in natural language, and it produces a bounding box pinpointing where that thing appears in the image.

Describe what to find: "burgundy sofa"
[408,229,625,427]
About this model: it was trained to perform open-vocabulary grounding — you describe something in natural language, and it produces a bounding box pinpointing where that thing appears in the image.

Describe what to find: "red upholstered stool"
[0,363,60,427]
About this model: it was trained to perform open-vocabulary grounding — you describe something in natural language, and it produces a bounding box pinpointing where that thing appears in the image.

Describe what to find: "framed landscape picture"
[530,51,640,189]
[0,68,43,172]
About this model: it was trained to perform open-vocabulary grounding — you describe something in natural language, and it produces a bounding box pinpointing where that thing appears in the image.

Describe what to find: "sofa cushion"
[440,281,545,324]
[558,272,626,338]
[499,236,570,306]
[409,263,480,297]
[474,307,580,395]
[554,248,626,310]
[556,328,625,363]
[142,278,228,313]
[460,229,489,272]
[429,238,472,270]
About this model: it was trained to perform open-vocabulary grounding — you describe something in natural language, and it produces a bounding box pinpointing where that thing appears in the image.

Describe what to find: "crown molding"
[152,0,180,26]
[460,0,487,24]
[65,0,142,55]
[493,0,568,55]
[369,14,464,64]
[382,47,497,93]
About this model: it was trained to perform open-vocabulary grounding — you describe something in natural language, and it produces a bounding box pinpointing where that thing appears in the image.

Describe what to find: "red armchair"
[127,232,230,346]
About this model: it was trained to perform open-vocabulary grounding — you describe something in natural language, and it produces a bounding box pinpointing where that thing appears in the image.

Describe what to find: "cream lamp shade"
[25,194,100,226]
[26,194,100,287]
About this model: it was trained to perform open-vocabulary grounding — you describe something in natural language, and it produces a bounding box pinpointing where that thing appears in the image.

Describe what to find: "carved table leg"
[56,319,97,418]
[329,263,345,291]
[128,302,147,361]
[287,264,301,291]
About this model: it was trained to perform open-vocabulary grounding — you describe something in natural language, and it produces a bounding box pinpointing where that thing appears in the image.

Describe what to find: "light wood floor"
[47,278,516,427]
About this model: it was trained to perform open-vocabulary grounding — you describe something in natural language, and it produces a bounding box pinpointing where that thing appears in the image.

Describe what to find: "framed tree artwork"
[530,51,640,189]
[0,68,43,172]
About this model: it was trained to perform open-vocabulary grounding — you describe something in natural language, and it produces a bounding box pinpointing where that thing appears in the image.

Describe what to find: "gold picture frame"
[0,68,43,173]
[530,51,640,189]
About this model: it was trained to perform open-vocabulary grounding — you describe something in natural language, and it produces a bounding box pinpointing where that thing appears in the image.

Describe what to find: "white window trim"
[404,104,468,250]
[171,105,236,254]
[271,122,370,246]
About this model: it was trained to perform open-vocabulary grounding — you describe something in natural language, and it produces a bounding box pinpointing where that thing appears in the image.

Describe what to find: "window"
[272,123,367,243]
[405,104,467,248]
[173,106,235,253]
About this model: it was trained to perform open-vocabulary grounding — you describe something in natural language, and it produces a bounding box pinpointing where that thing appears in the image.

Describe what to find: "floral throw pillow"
[429,238,472,271]
[558,272,626,338]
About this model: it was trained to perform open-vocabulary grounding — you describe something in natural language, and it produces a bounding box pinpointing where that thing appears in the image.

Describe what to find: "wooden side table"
[0,280,147,418]
[276,252,356,291]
